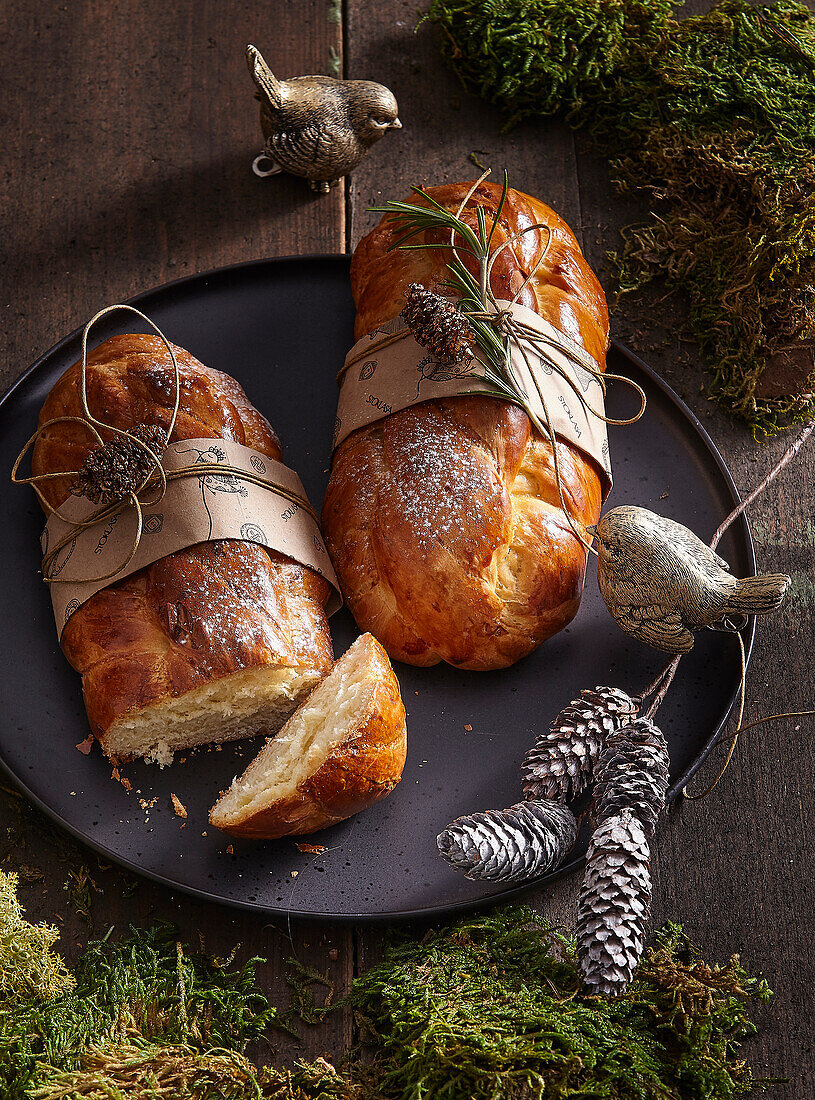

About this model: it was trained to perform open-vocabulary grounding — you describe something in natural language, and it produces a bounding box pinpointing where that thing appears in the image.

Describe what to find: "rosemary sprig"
[371,173,537,416]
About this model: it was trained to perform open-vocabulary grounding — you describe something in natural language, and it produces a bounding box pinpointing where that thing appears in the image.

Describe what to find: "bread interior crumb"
[213,636,374,821]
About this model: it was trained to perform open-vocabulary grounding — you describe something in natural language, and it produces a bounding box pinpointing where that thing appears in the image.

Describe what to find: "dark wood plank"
[2,0,813,1089]
[347,3,815,1093]
[0,0,353,1068]
[0,0,346,390]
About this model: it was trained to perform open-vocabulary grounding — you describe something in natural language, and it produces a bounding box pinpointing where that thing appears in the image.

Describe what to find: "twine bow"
[12,305,316,589]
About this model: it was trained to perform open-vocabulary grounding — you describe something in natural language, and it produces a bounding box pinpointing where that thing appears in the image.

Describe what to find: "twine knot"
[70,424,167,505]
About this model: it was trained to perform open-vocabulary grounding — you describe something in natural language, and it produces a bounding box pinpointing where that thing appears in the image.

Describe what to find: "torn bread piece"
[209,633,407,838]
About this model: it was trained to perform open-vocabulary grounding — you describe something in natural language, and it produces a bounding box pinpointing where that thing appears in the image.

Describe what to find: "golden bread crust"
[322,181,608,669]
[32,334,333,748]
[209,633,407,839]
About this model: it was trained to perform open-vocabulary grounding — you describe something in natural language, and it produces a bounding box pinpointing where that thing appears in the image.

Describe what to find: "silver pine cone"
[593,717,670,837]
[521,686,639,802]
[577,809,652,996]
[437,799,578,884]
[401,283,474,364]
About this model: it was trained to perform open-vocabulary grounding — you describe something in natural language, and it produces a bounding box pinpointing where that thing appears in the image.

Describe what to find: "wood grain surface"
[2,0,813,1092]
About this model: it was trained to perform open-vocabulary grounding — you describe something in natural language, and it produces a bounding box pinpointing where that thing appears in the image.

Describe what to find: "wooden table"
[2,1,813,1091]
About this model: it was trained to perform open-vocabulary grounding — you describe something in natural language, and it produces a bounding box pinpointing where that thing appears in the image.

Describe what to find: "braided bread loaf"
[33,335,333,762]
[322,181,608,670]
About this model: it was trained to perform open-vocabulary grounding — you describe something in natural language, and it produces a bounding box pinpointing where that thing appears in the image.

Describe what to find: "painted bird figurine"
[247,45,401,193]
[588,506,790,654]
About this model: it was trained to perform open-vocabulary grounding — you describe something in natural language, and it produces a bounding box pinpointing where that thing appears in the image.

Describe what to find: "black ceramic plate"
[0,256,754,921]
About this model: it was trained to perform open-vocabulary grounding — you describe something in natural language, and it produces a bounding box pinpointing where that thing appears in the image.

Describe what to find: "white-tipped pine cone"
[577,809,652,996]
[437,799,578,884]
[593,717,670,837]
[521,686,639,802]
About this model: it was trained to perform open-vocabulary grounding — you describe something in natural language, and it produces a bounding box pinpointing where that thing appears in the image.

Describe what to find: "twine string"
[455,213,644,554]
[444,186,599,553]
[12,305,316,588]
[682,627,746,800]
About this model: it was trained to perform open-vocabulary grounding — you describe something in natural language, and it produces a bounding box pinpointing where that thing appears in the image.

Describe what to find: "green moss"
[426,0,815,436]
[0,922,276,1098]
[0,876,775,1098]
[344,908,773,1099]
[0,871,74,1004]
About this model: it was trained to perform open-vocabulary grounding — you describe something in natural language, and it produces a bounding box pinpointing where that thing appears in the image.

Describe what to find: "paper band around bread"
[42,437,341,635]
[335,298,612,494]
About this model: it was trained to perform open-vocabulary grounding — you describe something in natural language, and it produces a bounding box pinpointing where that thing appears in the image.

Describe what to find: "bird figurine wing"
[649,510,730,572]
[270,121,357,177]
[618,604,696,654]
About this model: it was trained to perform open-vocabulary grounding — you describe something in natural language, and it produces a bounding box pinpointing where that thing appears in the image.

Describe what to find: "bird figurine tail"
[247,44,283,108]
[726,573,790,616]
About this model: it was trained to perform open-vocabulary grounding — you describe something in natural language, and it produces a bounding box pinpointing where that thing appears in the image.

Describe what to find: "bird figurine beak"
[389,118,403,129]
[585,524,597,537]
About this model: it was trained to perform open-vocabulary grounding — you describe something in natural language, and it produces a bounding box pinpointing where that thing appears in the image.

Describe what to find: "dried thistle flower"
[402,282,474,364]
[70,424,166,505]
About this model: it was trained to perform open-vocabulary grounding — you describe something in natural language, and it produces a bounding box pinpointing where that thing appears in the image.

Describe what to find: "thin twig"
[632,421,814,795]
[709,420,815,550]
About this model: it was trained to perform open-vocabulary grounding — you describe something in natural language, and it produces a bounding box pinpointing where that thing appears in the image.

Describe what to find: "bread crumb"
[464,723,473,731]
[296,842,326,854]
[120,776,132,791]
[75,736,94,755]
[171,793,188,819]
[329,948,338,960]
[291,870,299,877]
[226,844,234,855]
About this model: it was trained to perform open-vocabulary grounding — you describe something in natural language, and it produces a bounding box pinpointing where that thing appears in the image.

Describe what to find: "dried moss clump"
[0,921,276,1099]
[0,878,775,1099]
[344,906,773,1099]
[426,0,815,436]
[0,871,74,1003]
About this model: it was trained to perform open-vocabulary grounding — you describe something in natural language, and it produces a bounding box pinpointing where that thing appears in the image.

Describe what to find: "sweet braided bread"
[322,181,608,670]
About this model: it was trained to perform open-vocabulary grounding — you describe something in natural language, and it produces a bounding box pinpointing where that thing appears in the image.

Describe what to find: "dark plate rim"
[0,255,756,924]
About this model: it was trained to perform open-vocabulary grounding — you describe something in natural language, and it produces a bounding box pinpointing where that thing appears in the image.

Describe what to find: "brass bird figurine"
[588,506,790,654]
[247,45,401,193]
